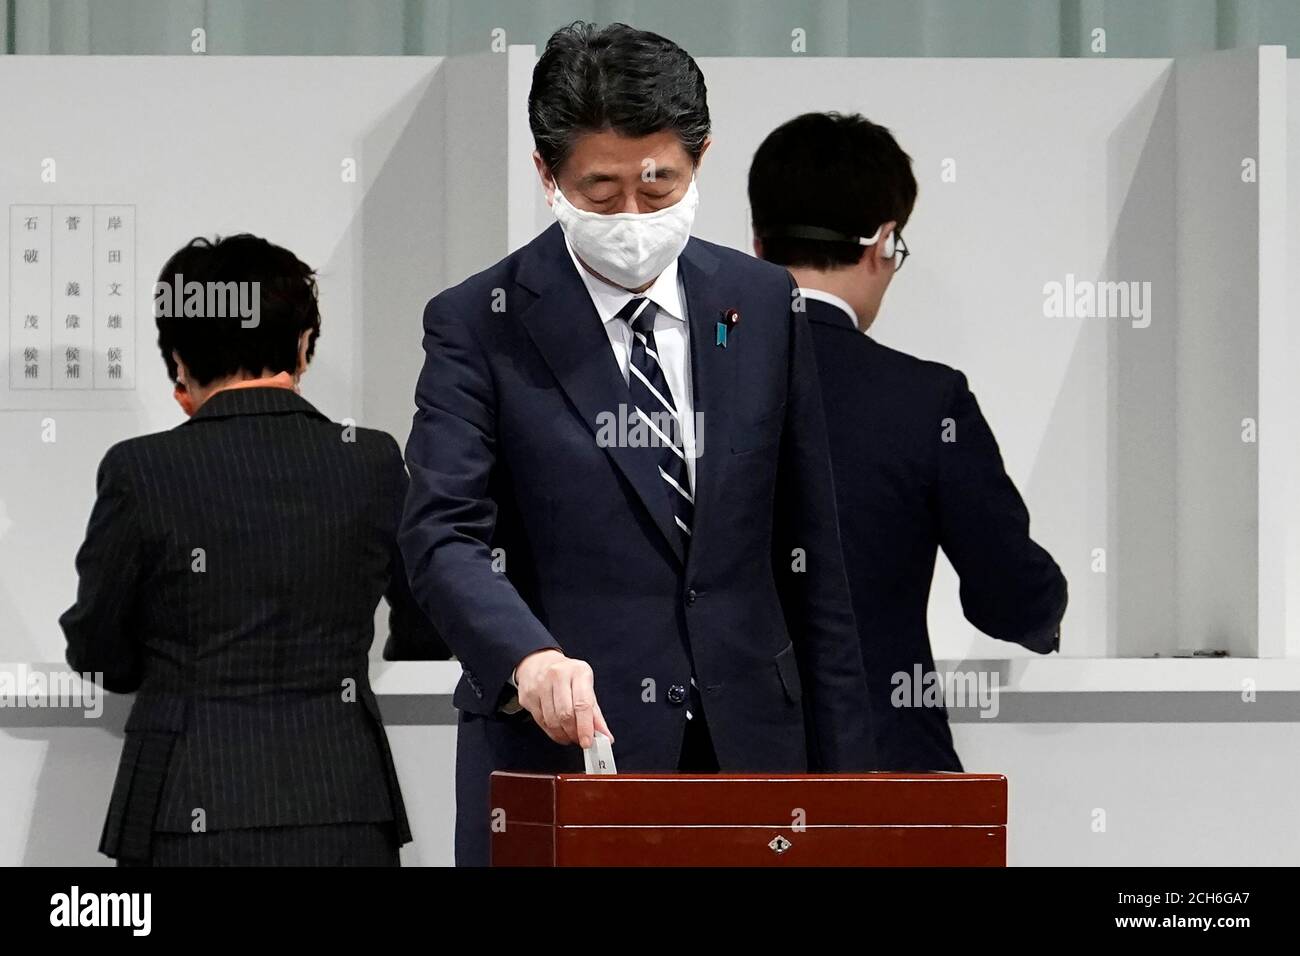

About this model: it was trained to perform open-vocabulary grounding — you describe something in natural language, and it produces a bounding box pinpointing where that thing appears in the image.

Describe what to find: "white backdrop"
[2,50,1290,670]
[0,55,516,664]
[505,49,1289,661]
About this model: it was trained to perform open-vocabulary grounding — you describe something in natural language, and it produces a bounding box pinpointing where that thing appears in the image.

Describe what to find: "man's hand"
[514,649,614,749]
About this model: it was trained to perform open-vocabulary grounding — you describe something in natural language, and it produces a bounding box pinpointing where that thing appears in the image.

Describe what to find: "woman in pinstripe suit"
[60,234,448,866]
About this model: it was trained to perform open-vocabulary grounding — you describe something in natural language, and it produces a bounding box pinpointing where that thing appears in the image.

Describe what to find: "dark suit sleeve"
[933,373,1067,652]
[384,549,452,660]
[380,438,451,661]
[398,297,560,709]
[775,278,877,771]
[59,445,145,694]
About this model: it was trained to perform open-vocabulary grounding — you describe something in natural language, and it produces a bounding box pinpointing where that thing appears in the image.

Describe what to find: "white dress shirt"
[564,236,698,489]
[797,286,861,329]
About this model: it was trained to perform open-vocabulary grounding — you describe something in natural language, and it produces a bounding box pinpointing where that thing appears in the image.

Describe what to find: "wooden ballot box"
[490,772,1006,866]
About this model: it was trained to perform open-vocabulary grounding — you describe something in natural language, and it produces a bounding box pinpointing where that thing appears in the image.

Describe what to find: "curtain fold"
[1,0,1298,56]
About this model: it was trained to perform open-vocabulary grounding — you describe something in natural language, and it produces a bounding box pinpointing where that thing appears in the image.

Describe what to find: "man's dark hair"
[529,20,711,174]
[155,234,320,387]
[749,112,918,270]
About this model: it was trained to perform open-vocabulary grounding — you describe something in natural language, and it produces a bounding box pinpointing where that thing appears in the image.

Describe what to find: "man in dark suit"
[398,23,875,865]
[61,234,446,866]
[749,113,1068,773]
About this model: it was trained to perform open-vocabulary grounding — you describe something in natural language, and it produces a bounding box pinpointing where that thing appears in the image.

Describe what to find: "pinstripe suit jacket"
[60,386,443,862]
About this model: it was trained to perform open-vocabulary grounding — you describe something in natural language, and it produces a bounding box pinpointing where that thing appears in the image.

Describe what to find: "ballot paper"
[583,731,617,774]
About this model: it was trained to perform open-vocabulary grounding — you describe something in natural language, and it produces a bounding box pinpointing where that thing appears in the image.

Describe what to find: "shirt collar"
[563,233,686,325]
[798,287,860,329]
[213,371,297,395]
[187,385,326,423]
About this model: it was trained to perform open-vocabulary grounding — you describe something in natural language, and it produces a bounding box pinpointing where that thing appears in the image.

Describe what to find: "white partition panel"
[1174,49,1261,659]
[506,51,1285,661]
[0,55,507,664]
[1275,56,1300,660]
[512,56,1176,659]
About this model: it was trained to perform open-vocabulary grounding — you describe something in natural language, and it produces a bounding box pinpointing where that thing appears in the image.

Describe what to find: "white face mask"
[551,177,699,289]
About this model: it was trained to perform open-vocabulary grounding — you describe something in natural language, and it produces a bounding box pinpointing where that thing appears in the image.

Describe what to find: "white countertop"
[366,657,1300,695]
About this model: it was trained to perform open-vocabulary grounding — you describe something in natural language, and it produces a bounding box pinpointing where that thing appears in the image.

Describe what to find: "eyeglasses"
[892,232,910,272]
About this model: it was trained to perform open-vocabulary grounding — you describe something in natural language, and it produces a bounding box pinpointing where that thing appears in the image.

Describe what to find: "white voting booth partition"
[0,49,1297,866]
[0,54,517,665]
[0,55,510,866]
[505,45,1296,663]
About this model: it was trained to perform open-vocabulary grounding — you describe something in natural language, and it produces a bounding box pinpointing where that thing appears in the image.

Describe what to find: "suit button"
[667,684,687,705]
[686,588,697,606]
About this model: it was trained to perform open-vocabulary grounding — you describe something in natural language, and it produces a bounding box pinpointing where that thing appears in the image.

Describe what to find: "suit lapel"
[678,237,735,572]
[515,224,686,565]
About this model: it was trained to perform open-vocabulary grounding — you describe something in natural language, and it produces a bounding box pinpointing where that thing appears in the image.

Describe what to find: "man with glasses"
[748,112,1067,772]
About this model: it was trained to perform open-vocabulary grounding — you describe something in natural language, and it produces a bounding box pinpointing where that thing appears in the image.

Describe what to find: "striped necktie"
[618,296,693,551]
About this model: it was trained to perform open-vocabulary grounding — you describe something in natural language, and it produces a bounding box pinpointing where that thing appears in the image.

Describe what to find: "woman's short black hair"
[154,234,320,387]
[749,112,918,270]
[529,20,711,174]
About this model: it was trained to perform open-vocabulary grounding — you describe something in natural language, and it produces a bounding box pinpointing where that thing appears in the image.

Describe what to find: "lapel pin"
[716,308,740,348]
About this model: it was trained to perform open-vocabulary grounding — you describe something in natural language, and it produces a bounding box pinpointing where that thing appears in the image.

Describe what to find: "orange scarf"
[174,371,297,417]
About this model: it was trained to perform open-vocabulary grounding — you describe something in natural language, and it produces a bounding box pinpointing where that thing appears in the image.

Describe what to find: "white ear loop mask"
[551,177,699,289]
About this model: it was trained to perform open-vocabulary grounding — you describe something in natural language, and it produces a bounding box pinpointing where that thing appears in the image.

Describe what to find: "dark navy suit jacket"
[804,297,1067,772]
[398,224,876,865]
